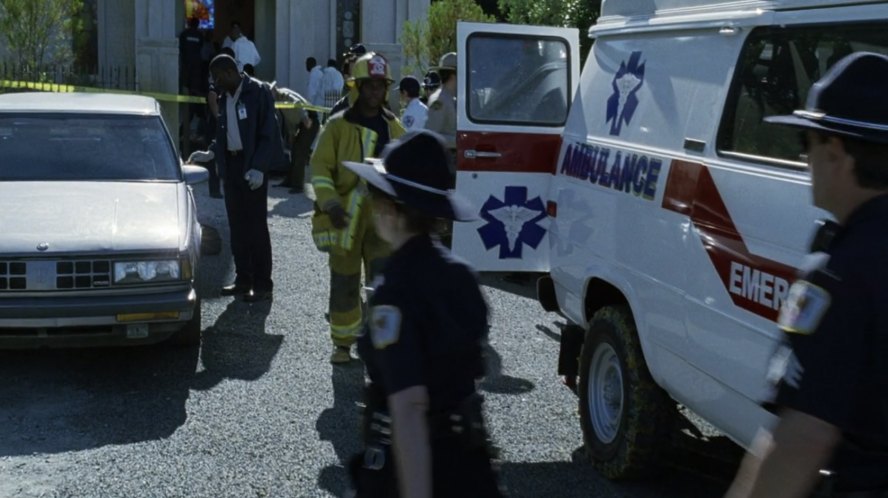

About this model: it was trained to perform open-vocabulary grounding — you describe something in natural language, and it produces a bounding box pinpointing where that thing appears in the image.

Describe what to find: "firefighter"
[344,130,505,497]
[310,52,406,364]
[330,43,368,115]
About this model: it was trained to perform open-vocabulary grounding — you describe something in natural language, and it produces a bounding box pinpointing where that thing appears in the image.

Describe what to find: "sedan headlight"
[113,260,181,284]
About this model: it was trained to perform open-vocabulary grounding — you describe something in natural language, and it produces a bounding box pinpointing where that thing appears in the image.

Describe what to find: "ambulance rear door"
[452,22,579,272]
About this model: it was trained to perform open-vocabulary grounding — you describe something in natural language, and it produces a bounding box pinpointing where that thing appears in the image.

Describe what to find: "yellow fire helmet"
[349,52,394,85]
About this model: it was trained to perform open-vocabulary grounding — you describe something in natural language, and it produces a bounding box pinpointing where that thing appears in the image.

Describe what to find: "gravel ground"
[0,177,741,498]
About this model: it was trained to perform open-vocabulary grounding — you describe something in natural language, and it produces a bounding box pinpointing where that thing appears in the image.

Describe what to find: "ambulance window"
[718,24,888,168]
[465,34,571,126]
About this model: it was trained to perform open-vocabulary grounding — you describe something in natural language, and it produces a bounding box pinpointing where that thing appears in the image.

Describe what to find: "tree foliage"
[498,0,600,62]
[400,0,494,78]
[0,0,83,69]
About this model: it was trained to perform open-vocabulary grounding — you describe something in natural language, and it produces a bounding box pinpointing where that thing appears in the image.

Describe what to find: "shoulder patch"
[403,115,415,128]
[778,280,831,335]
[370,305,402,349]
[431,100,443,111]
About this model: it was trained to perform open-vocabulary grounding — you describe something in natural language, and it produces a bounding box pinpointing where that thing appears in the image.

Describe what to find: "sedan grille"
[0,260,112,291]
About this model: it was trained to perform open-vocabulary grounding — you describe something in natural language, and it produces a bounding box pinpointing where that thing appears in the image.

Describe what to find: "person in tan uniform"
[425,52,458,170]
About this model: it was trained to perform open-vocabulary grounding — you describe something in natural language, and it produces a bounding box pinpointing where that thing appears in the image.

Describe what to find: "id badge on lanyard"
[237,102,247,120]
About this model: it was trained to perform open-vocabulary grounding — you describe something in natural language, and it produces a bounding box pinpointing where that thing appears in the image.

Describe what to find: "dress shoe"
[274,181,293,188]
[330,346,352,364]
[243,289,273,302]
[220,283,251,296]
[288,187,304,194]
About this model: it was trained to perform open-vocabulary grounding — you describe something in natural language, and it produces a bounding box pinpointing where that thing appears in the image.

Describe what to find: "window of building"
[717,23,888,168]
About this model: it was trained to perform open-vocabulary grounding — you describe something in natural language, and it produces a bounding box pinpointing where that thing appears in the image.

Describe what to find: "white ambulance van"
[452,0,888,479]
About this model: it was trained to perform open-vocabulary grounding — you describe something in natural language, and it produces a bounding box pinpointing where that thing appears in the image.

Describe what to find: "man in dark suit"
[189,54,281,302]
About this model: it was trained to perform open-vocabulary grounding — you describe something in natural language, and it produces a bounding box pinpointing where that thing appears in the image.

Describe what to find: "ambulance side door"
[452,22,579,272]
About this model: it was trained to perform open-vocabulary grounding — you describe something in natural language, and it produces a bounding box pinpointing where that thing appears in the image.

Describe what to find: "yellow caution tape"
[0,79,205,103]
[275,101,332,113]
[0,79,332,113]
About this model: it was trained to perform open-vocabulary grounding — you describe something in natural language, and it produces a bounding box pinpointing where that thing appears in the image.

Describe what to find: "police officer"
[344,130,505,498]
[398,76,428,130]
[425,53,457,164]
[725,52,888,498]
[179,17,204,95]
[310,52,406,363]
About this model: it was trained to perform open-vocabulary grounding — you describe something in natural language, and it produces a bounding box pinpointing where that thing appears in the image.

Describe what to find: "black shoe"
[288,187,304,194]
[220,283,251,296]
[274,182,293,188]
[243,289,273,302]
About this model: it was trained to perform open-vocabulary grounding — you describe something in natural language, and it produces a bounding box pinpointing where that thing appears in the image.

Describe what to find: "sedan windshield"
[0,114,180,181]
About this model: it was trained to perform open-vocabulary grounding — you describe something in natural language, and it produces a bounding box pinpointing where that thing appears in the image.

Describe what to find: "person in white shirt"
[233,36,261,73]
[399,76,428,130]
[221,21,240,50]
[222,20,260,73]
[321,59,345,108]
[306,57,325,106]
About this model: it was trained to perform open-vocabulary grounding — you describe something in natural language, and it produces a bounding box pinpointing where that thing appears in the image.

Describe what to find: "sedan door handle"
[464,150,502,159]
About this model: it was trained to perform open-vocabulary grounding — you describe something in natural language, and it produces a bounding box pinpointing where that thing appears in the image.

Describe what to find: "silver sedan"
[0,92,207,347]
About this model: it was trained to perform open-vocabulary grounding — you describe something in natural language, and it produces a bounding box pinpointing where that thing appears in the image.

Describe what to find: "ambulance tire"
[578,305,670,480]
[168,297,202,347]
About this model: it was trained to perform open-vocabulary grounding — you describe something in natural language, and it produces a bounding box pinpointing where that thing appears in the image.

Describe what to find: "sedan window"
[0,114,180,181]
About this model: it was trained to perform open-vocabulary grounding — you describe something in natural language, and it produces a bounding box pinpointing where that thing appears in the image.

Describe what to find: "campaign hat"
[343,130,474,221]
[431,52,457,72]
[766,52,888,144]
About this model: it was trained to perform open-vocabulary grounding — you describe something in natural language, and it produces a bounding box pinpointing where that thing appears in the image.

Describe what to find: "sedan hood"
[0,182,182,254]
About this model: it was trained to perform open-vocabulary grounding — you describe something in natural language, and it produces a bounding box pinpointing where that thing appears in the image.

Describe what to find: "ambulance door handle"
[464,150,502,159]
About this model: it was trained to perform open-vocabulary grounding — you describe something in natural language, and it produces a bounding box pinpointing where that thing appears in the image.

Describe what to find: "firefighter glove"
[328,204,350,229]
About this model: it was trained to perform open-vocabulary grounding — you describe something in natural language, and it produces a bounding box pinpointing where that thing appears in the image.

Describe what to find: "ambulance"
[451,0,888,479]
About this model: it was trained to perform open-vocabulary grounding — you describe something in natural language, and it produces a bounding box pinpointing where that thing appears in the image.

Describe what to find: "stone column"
[134,0,179,152]
[276,0,333,96]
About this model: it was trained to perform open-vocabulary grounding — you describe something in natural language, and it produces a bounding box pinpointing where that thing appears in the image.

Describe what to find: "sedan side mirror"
[182,164,210,185]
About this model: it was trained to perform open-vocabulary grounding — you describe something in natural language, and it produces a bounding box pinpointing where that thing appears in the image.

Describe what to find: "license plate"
[126,323,149,339]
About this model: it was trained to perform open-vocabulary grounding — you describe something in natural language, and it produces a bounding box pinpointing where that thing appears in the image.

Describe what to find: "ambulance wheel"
[578,305,670,479]
[168,297,202,347]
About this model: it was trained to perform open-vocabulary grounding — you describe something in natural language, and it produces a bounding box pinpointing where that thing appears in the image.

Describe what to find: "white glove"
[244,169,264,190]
[187,150,215,164]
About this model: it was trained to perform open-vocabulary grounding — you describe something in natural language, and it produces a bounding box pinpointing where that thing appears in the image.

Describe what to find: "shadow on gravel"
[191,298,282,390]
[480,343,535,395]
[498,442,734,498]
[267,188,315,220]
[479,272,544,301]
[316,362,365,497]
[0,344,199,456]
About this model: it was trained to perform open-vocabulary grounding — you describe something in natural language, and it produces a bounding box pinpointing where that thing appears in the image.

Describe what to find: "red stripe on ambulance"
[662,160,796,322]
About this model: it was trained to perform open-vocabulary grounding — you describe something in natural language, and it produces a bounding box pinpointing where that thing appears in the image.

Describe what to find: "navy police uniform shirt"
[358,234,488,414]
[772,195,888,485]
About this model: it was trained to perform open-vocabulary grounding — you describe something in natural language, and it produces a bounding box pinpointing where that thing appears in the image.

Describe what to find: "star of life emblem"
[478,186,547,259]
[606,51,646,136]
